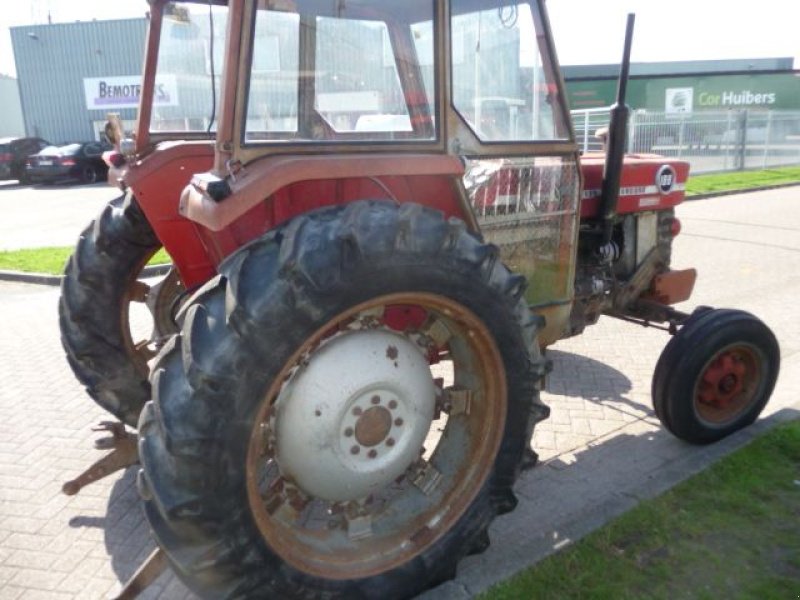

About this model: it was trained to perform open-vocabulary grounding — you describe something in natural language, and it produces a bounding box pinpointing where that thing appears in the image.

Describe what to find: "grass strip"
[0,246,171,275]
[686,165,800,196]
[482,420,800,600]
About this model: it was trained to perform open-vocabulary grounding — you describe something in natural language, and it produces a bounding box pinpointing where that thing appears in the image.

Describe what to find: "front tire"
[652,308,779,444]
[138,201,549,599]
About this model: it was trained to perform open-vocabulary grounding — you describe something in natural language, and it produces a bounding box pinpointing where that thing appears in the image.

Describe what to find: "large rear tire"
[138,201,549,599]
[59,193,180,427]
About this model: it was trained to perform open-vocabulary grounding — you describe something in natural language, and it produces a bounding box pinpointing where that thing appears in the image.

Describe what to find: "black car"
[0,137,50,183]
[26,141,112,185]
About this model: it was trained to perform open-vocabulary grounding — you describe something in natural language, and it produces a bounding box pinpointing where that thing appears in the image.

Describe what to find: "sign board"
[665,87,694,114]
[83,75,179,111]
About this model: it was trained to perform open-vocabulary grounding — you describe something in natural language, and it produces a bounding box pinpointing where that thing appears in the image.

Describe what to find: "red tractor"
[59,1,779,598]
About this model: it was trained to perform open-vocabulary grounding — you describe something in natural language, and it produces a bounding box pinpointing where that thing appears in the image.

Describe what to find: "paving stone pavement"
[0,188,799,599]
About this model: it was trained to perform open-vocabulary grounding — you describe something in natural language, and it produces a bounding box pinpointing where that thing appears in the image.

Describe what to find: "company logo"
[656,165,676,195]
[83,75,178,111]
[697,90,777,108]
[665,88,694,114]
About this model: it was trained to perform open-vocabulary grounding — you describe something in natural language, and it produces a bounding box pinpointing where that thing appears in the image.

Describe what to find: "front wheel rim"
[694,343,763,426]
[246,292,507,580]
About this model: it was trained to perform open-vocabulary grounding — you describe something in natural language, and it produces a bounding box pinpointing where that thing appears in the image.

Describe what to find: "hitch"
[62,422,139,496]
[112,548,167,600]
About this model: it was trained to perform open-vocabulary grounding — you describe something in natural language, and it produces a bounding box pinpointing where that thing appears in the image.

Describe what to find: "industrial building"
[11,18,147,143]
[563,57,800,114]
[10,17,800,143]
[0,75,25,138]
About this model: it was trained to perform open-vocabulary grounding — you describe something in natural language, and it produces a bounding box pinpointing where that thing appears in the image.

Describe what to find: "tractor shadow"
[69,467,193,598]
[543,348,654,420]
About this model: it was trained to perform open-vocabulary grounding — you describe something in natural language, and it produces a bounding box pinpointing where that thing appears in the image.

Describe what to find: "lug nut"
[368,449,378,459]
[388,399,398,409]
[352,407,363,416]
[394,418,404,427]
[344,427,354,437]
[386,438,395,447]
[371,395,381,405]
[351,446,360,455]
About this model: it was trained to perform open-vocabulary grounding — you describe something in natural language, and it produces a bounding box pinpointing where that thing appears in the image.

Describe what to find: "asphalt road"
[0,180,119,251]
[0,186,798,599]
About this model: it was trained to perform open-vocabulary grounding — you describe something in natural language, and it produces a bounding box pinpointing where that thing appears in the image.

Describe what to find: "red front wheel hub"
[695,345,760,424]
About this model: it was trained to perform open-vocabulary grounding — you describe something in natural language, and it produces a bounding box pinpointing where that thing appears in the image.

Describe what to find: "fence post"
[628,110,636,153]
[677,116,685,159]
[723,110,733,170]
[736,109,748,171]
[762,110,773,169]
[583,111,590,154]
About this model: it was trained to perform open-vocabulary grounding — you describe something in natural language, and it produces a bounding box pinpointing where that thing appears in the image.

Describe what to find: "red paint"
[383,305,428,332]
[192,174,465,280]
[697,351,746,408]
[670,217,682,237]
[125,144,217,287]
[579,154,691,217]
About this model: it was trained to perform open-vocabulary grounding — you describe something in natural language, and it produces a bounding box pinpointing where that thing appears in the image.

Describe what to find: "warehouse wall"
[0,75,25,137]
[11,18,147,143]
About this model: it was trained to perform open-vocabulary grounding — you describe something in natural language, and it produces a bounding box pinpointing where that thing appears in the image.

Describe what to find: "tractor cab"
[118,0,584,344]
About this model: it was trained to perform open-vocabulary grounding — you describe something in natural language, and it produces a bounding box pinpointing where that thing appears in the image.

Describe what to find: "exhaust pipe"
[599,13,636,247]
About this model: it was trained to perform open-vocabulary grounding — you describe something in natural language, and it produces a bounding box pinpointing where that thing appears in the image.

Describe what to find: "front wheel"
[652,308,780,444]
[138,201,549,599]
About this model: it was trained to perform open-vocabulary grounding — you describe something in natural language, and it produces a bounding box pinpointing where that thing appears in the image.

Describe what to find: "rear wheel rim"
[246,292,507,580]
[121,263,183,375]
[694,343,762,426]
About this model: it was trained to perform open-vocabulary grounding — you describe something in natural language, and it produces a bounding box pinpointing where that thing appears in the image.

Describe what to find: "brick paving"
[0,187,799,599]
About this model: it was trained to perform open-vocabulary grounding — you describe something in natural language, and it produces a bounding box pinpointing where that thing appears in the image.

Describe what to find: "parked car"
[0,137,50,183]
[26,141,112,184]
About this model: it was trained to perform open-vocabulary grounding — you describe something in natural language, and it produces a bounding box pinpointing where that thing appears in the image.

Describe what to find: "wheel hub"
[274,329,436,502]
[354,405,393,447]
[698,351,747,409]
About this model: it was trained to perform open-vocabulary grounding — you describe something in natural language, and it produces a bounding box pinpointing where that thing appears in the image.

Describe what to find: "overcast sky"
[1,0,799,77]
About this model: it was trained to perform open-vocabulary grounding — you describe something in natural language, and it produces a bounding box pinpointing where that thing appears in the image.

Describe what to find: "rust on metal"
[354,407,393,447]
[62,422,138,496]
[112,547,167,600]
[695,344,760,424]
[442,387,473,416]
[643,268,697,305]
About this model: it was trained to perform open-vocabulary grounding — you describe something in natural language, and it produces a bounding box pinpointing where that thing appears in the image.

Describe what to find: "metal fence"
[572,107,800,174]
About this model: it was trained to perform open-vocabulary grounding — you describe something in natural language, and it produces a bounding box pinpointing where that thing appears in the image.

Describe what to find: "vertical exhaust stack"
[599,13,636,247]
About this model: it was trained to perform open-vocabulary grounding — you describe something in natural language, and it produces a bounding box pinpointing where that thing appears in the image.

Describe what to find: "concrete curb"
[0,263,172,287]
[687,180,800,200]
